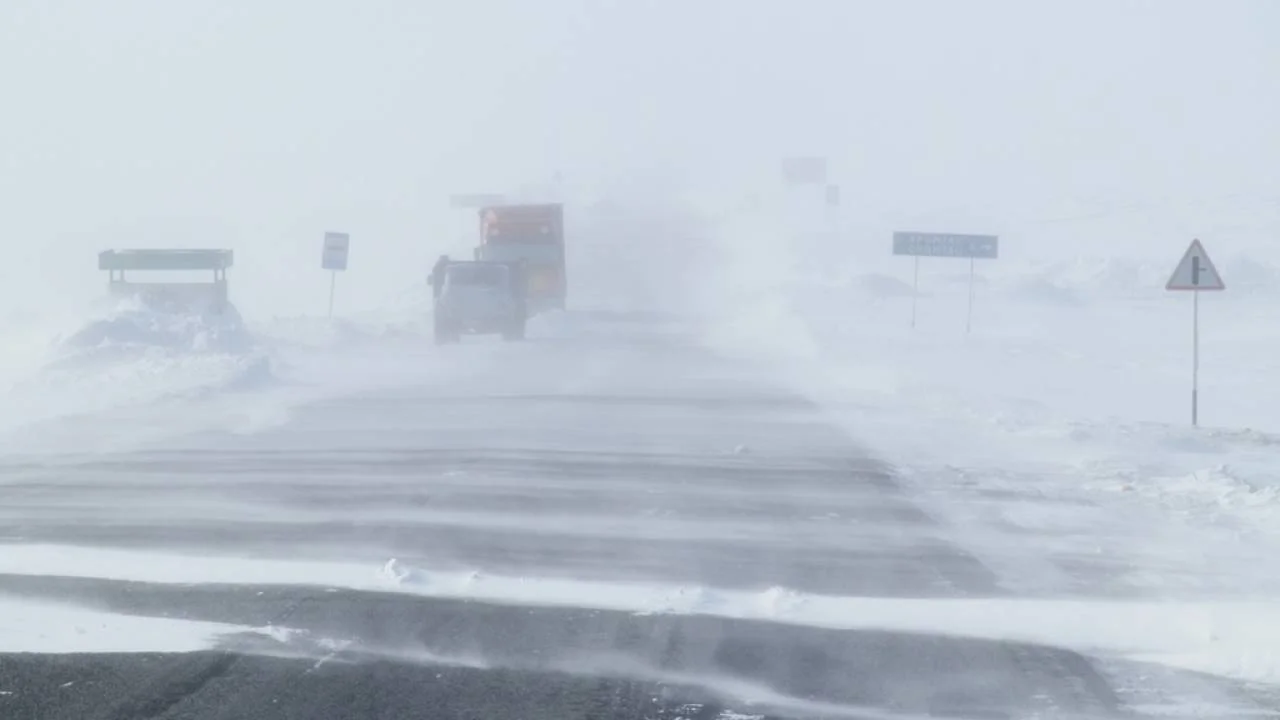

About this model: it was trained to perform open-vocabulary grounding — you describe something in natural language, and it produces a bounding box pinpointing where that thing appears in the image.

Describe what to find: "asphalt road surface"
[0,312,1274,719]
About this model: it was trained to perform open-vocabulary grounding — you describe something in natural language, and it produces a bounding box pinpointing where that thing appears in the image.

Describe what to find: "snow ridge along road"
[0,312,1272,719]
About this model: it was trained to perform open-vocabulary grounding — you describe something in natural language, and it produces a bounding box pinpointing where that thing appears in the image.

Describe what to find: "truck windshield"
[446,264,509,287]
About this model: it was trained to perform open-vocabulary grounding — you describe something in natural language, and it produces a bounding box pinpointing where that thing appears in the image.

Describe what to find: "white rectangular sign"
[322,232,350,271]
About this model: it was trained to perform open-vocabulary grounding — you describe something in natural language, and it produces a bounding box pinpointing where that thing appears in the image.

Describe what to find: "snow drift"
[0,295,275,443]
[57,293,256,357]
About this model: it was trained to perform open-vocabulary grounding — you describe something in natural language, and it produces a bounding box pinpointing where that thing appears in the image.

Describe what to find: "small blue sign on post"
[892,231,1000,332]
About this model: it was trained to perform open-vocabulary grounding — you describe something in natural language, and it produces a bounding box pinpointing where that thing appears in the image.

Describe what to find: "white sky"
[0,0,1275,316]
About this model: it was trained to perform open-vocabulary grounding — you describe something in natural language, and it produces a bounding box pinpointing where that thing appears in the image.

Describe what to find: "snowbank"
[57,294,255,357]
[0,295,276,443]
[699,236,1280,689]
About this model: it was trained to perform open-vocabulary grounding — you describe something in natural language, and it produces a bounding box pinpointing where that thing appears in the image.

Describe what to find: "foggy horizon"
[2,0,1276,317]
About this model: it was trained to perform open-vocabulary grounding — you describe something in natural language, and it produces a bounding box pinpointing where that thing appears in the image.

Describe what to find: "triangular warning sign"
[1166,239,1225,291]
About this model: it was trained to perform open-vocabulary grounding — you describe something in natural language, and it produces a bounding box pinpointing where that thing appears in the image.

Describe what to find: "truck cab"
[431,258,527,344]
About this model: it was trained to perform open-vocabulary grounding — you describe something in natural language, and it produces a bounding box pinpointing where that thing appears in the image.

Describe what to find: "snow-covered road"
[1,308,1276,719]
[0,324,988,599]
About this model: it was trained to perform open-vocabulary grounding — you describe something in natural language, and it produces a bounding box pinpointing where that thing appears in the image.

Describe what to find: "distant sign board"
[321,232,350,271]
[894,230,999,333]
[99,249,233,272]
[781,156,827,186]
[893,231,999,259]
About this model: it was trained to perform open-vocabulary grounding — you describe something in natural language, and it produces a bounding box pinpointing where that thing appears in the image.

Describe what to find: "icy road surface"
[0,312,1275,719]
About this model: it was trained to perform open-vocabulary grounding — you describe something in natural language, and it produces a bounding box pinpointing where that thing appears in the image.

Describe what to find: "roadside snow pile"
[706,247,1280,608]
[49,295,272,394]
[57,294,255,357]
[1058,422,1280,540]
[0,295,274,439]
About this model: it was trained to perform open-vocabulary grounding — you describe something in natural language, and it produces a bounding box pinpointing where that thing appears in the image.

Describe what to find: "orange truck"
[474,203,566,314]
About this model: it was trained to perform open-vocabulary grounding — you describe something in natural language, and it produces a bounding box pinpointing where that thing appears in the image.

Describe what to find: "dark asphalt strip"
[96,591,319,720]
[0,577,1124,719]
[0,654,732,720]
